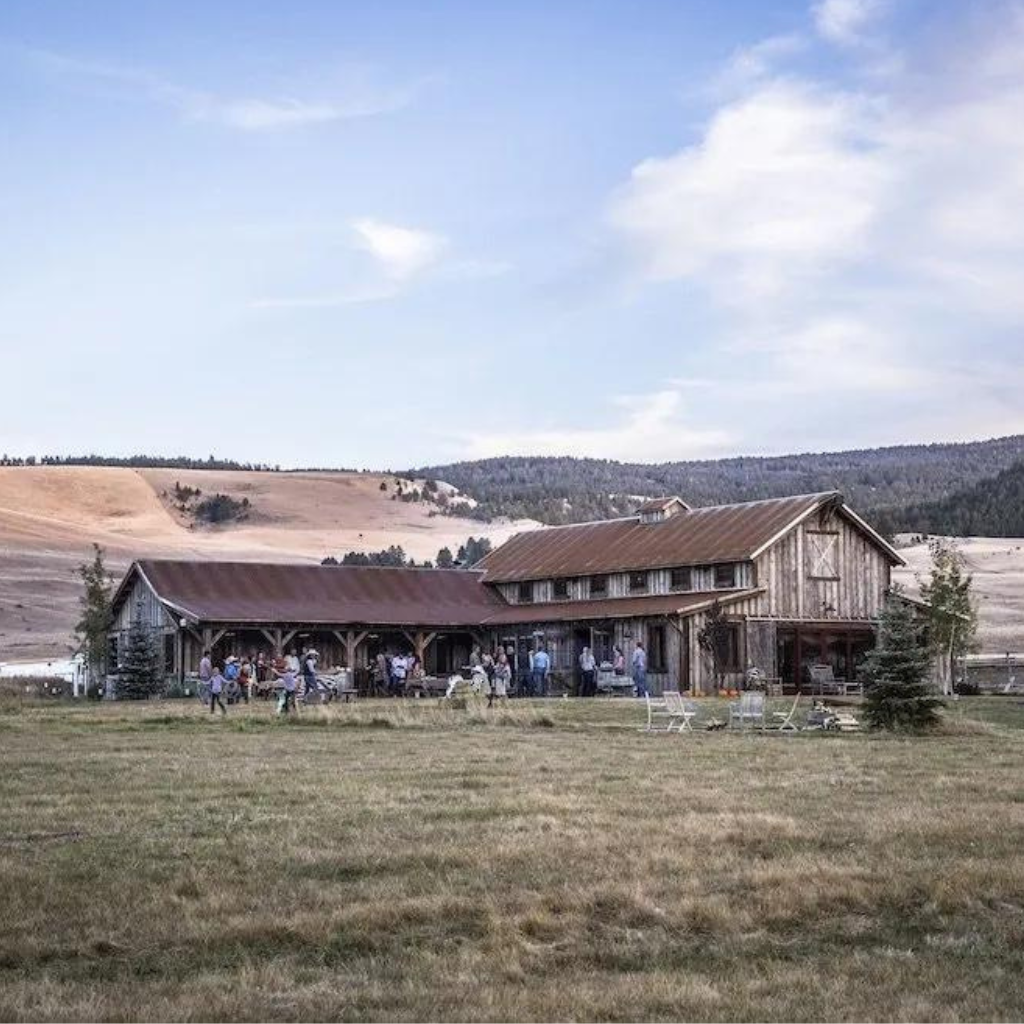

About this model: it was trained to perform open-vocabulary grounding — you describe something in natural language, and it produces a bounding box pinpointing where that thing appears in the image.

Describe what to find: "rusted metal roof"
[478,491,900,583]
[481,588,762,625]
[133,560,506,627]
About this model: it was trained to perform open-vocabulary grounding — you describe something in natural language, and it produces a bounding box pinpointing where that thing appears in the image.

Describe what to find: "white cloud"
[602,0,1024,453]
[609,82,889,298]
[812,0,887,45]
[463,388,733,462]
[351,218,447,280]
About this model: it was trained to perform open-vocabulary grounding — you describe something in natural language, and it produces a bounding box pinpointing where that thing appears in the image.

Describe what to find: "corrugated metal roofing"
[481,588,762,625]
[134,560,506,627]
[478,491,870,583]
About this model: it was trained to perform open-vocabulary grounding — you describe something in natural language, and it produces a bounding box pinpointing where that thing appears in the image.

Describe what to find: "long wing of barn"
[107,490,906,695]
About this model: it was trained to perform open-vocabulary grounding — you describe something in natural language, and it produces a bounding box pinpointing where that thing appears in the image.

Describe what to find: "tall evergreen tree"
[862,594,943,731]
[116,603,160,700]
[697,601,733,693]
[919,539,978,693]
[74,543,113,689]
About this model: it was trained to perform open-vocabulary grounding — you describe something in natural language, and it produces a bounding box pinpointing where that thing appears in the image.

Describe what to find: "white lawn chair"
[729,691,765,730]
[662,690,698,732]
[771,693,801,732]
[643,693,673,732]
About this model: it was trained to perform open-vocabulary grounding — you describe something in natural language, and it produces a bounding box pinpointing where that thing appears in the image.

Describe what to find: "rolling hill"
[0,467,532,662]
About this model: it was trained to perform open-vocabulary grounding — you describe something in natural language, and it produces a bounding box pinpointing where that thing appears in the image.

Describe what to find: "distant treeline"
[0,454,375,473]
[411,436,1024,528]
[875,461,1024,538]
[321,536,493,570]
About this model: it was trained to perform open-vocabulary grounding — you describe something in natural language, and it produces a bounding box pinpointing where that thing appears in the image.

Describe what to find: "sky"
[1,0,1023,469]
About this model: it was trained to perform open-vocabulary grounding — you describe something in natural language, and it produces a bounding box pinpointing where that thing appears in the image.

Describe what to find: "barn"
[107,490,904,695]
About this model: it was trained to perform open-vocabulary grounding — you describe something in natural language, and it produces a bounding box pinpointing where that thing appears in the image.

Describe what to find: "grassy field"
[2,696,1024,1022]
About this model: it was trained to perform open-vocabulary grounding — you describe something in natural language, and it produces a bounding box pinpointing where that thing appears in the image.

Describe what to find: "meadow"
[2,696,1024,1022]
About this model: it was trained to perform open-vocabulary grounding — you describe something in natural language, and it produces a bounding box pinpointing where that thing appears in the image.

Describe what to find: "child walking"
[209,665,227,715]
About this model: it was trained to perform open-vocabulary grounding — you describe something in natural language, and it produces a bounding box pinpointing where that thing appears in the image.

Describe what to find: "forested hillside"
[877,461,1024,537]
[411,436,1024,526]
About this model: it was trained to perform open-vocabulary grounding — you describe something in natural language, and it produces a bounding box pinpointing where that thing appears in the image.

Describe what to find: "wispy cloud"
[812,0,889,46]
[19,46,420,131]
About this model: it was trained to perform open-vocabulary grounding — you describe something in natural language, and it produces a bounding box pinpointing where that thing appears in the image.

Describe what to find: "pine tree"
[436,546,454,569]
[116,603,160,700]
[697,601,733,693]
[862,594,943,731]
[74,543,113,691]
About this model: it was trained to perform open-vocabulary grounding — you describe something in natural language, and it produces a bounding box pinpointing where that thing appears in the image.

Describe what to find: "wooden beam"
[259,628,279,649]
[209,628,228,649]
[280,629,298,652]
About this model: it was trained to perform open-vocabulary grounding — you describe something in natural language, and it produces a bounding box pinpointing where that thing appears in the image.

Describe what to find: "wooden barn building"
[108,490,904,694]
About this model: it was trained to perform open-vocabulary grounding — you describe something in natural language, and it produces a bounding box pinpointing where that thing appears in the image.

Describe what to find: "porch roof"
[129,559,505,628]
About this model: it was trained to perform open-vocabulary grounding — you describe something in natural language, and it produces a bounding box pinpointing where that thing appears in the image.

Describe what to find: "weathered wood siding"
[113,573,172,630]
[747,507,891,622]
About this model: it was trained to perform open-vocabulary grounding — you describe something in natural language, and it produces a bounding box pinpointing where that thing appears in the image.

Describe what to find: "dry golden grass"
[2,696,1024,1022]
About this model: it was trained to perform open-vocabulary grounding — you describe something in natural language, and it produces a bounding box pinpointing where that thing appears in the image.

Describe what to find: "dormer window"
[553,578,570,600]
[629,571,648,593]
[637,496,691,524]
[714,563,737,589]
[517,581,533,603]
[670,567,692,591]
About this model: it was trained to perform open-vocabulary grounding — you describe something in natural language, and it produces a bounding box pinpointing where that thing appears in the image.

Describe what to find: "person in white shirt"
[632,642,648,697]
[390,652,408,696]
[285,649,301,675]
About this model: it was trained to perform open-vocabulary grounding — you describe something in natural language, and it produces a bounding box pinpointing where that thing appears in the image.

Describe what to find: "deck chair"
[729,691,765,730]
[771,693,801,732]
[662,690,698,732]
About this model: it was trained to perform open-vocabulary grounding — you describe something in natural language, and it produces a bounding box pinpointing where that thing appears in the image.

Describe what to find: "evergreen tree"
[116,604,160,700]
[862,594,943,731]
[74,543,113,689]
[919,539,978,693]
[436,546,454,568]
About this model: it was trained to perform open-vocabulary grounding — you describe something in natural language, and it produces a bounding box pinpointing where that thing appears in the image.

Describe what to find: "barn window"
[553,578,570,599]
[590,575,607,596]
[670,567,692,591]
[648,624,667,673]
[806,531,840,580]
[629,571,648,593]
[517,581,534,603]
[714,563,737,589]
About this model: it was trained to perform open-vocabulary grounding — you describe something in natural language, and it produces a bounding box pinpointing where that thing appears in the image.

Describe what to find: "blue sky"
[2,0,1023,468]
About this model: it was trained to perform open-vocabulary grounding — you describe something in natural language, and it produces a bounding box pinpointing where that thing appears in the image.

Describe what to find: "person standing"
[209,665,227,715]
[373,651,389,696]
[612,645,626,676]
[579,646,597,697]
[199,649,213,689]
[491,652,511,707]
[531,646,550,697]
[302,649,319,702]
[274,663,297,714]
[632,641,648,698]
[390,651,408,696]
[285,648,301,676]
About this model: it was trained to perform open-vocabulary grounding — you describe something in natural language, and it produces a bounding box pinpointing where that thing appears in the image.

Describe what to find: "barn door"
[806,530,840,580]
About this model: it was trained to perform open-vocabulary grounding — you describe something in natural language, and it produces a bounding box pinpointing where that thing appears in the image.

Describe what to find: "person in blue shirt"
[209,666,227,715]
[531,646,550,697]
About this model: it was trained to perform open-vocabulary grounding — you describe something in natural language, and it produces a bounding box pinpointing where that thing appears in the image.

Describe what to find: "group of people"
[467,639,650,699]
[197,645,325,715]
[196,635,652,714]
[371,650,425,696]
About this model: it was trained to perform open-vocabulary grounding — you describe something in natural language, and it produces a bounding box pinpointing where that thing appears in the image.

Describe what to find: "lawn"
[1,696,1024,1022]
